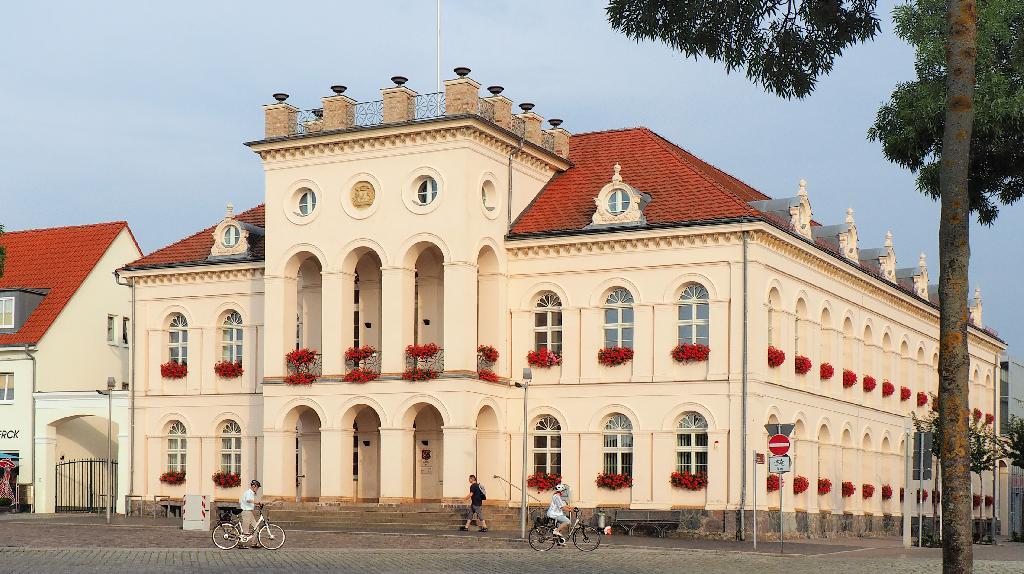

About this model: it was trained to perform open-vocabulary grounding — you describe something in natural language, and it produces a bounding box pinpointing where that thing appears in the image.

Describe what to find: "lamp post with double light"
[96,377,116,524]
[514,367,533,539]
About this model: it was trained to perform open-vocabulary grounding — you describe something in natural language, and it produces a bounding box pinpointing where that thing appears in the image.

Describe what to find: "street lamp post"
[96,377,116,524]
[515,367,533,540]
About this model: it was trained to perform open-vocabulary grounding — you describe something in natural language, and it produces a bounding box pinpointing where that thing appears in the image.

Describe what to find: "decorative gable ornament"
[793,179,813,239]
[969,287,983,327]
[587,163,651,229]
[210,203,251,259]
[838,208,859,261]
[914,253,929,298]
[879,231,897,281]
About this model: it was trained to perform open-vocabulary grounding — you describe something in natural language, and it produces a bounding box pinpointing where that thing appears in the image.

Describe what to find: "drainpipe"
[739,230,749,539]
[25,344,36,513]
[115,270,135,507]
[507,138,524,234]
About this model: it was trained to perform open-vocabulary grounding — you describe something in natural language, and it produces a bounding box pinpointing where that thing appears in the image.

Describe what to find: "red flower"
[820,362,835,380]
[159,471,186,485]
[477,368,500,383]
[527,472,562,491]
[881,380,895,397]
[598,346,634,367]
[794,355,812,375]
[841,481,856,498]
[972,408,983,422]
[476,345,499,365]
[160,361,188,379]
[285,348,317,367]
[767,346,786,368]
[402,367,438,382]
[900,386,912,401]
[671,343,710,363]
[595,472,633,490]
[842,369,857,388]
[862,483,875,499]
[985,495,994,507]
[766,474,780,492]
[973,494,982,508]
[285,371,317,385]
[918,489,929,503]
[345,345,377,363]
[862,375,877,393]
[211,471,241,488]
[916,392,928,407]
[881,485,893,500]
[405,343,440,360]
[985,413,995,426]
[670,471,708,491]
[792,476,809,495]
[817,478,832,496]
[527,347,562,368]
[213,360,243,379]
[343,368,378,383]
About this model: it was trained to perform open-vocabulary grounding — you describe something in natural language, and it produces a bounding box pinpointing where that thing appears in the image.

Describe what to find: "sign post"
[913,431,933,547]
[765,424,794,554]
[753,451,763,550]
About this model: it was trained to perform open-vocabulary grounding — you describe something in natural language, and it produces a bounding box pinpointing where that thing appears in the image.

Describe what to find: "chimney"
[516,103,543,145]
[322,85,357,130]
[381,76,416,123]
[483,86,512,129]
[444,67,481,115]
[264,93,298,139]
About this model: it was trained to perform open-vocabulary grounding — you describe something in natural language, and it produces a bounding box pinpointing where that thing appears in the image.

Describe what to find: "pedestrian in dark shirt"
[460,474,488,532]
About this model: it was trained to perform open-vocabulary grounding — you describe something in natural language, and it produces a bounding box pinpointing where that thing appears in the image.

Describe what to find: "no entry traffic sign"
[768,434,790,456]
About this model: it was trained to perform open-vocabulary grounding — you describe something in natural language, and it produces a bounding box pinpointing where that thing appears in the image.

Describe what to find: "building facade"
[120,72,1005,536]
[0,222,140,512]
[1000,356,1024,537]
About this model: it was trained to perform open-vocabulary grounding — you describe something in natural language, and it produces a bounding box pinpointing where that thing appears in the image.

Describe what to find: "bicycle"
[212,502,286,550]
[528,507,602,552]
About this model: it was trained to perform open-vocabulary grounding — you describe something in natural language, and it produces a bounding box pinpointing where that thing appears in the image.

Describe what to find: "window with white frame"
[533,415,562,475]
[602,414,633,476]
[122,317,130,346]
[675,412,709,475]
[0,298,13,328]
[220,420,242,475]
[297,189,317,216]
[603,288,634,348]
[0,373,13,402]
[534,292,563,354]
[221,311,243,364]
[167,421,187,472]
[677,284,709,345]
[107,315,116,344]
[168,314,188,365]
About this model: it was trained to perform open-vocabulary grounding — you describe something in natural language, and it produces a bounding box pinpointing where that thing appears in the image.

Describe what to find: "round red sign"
[768,434,790,456]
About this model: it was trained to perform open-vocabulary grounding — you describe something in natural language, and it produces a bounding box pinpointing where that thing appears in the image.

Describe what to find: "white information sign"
[768,455,791,474]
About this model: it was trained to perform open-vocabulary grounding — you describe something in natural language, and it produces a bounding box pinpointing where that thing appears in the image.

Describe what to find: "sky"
[1,0,1020,351]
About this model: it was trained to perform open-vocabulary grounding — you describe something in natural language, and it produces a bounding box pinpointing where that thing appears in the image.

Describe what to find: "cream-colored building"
[120,71,1005,536]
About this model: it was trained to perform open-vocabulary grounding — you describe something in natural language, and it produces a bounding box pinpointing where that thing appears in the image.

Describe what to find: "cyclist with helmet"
[547,483,575,545]
[239,479,262,548]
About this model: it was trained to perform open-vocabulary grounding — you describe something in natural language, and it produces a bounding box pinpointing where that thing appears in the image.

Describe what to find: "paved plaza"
[0,515,1022,573]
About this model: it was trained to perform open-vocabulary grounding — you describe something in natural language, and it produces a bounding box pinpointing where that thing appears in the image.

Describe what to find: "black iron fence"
[55,459,117,513]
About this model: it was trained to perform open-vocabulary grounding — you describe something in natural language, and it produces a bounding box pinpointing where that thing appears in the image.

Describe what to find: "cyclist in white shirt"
[239,480,261,548]
[547,483,574,545]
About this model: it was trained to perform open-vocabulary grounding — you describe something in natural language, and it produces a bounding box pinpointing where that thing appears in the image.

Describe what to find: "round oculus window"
[481,181,496,212]
[223,225,240,248]
[608,189,631,215]
[298,190,317,216]
[416,177,438,206]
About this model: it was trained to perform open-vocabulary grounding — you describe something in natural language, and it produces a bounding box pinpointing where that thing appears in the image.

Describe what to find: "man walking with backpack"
[459,475,488,532]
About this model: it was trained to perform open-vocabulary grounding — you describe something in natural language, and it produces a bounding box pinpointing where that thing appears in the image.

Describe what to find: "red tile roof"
[127,204,266,269]
[511,128,766,235]
[0,222,134,346]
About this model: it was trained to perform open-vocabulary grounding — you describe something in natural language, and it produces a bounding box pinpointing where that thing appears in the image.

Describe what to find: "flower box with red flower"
[595,472,633,490]
[881,485,893,500]
[916,392,928,407]
[766,474,780,492]
[792,476,809,495]
[160,361,188,379]
[285,348,318,367]
[285,371,317,385]
[404,344,442,381]
[406,343,440,360]
[918,489,929,503]
[477,345,499,365]
[973,408,983,422]
[817,478,832,496]
[862,483,875,499]
[881,380,895,397]
[598,346,634,367]
[842,369,857,388]
[527,348,562,368]
[670,471,708,491]
[159,471,186,485]
[794,355,812,375]
[343,368,378,383]
[862,375,877,393]
[841,481,856,498]
[527,472,562,491]
[402,367,439,382]
[671,343,710,363]
[973,494,982,508]
[767,346,785,368]
[477,368,500,383]
[214,360,243,379]
[985,413,995,425]
[345,345,377,364]
[820,362,835,381]
[285,347,320,384]
[985,495,993,507]
[212,471,241,488]
[900,386,912,401]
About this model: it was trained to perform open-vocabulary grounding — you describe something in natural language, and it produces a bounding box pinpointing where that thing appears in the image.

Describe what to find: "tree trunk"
[938,0,978,570]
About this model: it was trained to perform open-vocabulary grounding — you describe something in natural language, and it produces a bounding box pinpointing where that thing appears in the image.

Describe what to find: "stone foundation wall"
[655,509,904,540]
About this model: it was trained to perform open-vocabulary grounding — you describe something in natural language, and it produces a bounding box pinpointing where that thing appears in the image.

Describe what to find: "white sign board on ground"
[182,494,212,531]
[768,455,791,474]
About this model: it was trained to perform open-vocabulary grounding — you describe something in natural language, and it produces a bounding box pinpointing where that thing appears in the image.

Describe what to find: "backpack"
[478,484,487,501]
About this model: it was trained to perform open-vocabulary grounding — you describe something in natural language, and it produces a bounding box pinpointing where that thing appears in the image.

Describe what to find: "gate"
[55,459,117,512]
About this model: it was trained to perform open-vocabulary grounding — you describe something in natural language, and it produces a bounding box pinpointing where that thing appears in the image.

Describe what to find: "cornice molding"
[134,266,264,286]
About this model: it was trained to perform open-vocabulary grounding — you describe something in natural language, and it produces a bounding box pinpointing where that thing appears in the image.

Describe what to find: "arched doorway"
[411,245,445,347]
[352,407,382,500]
[475,405,504,500]
[283,406,322,501]
[353,251,383,351]
[52,415,119,512]
[405,404,445,501]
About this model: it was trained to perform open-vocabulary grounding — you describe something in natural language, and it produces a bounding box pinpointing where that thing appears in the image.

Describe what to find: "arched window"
[220,420,242,475]
[167,421,187,472]
[603,414,633,476]
[533,415,562,475]
[603,288,634,348]
[168,314,189,365]
[677,284,709,345]
[221,311,243,364]
[534,292,563,354]
[675,412,709,475]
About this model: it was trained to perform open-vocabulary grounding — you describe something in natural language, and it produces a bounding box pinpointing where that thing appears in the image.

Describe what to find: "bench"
[610,509,682,537]
[159,500,184,518]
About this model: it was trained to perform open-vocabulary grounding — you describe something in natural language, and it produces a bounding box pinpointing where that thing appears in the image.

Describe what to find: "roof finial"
[226,202,234,218]
[918,252,927,271]
[612,163,622,183]
[885,230,893,248]
[798,179,807,197]
[845,207,854,225]
[974,286,982,303]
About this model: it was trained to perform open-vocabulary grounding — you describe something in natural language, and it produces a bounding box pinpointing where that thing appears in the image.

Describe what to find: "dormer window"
[608,189,631,215]
[588,163,650,229]
[0,297,13,328]
[223,225,240,248]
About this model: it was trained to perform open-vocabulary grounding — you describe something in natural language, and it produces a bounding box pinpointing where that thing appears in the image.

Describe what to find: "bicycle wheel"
[258,523,286,550]
[572,524,602,552]
[528,526,557,552]
[212,523,240,550]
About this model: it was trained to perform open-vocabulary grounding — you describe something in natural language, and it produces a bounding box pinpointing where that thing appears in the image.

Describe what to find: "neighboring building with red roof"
[118,72,1003,536]
[0,222,141,512]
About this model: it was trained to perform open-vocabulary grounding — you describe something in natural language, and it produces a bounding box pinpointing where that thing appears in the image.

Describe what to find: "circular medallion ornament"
[351,181,375,209]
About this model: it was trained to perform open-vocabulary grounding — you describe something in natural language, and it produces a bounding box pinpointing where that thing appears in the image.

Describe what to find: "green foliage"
[1006,415,1024,470]
[913,395,1004,473]
[606,0,881,99]
[868,0,1024,224]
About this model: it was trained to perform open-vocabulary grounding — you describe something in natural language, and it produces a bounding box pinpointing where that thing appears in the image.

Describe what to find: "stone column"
[559,307,581,383]
[320,271,354,377]
[577,432,602,507]
[651,431,675,508]
[34,435,57,513]
[630,431,654,507]
[477,269,507,377]
[652,303,675,380]
[579,308,602,383]
[380,267,415,374]
[186,328,202,394]
[442,426,478,500]
[264,276,297,379]
[442,261,478,373]
[800,438,819,513]
[707,429,729,509]
[632,305,654,382]
[318,428,347,501]
[378,427,414,502]
[261,430,294,500]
